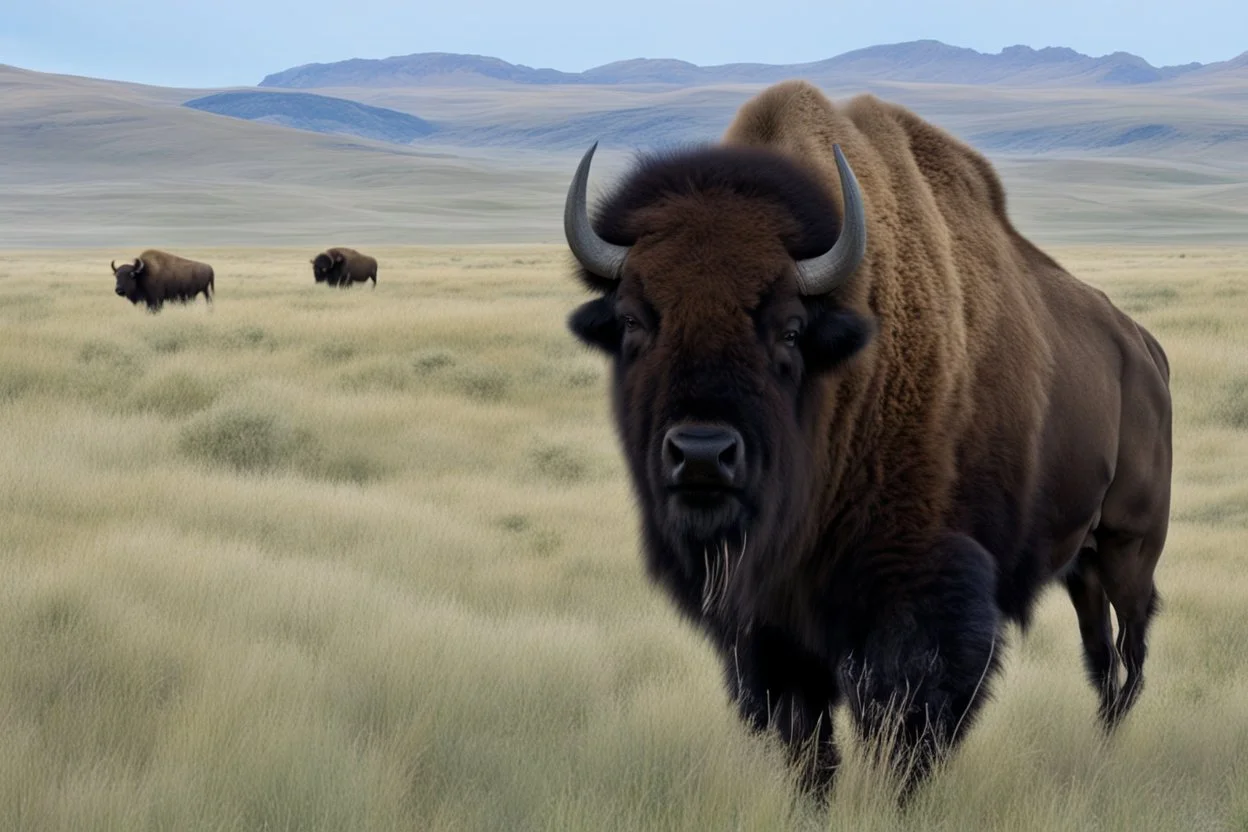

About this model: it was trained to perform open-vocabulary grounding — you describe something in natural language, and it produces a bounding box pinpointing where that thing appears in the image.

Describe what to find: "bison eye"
[782,329,799,347]
[623,315,639,331]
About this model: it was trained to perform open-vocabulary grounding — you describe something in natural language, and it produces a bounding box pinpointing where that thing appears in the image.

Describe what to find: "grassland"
[1,245,1246,831]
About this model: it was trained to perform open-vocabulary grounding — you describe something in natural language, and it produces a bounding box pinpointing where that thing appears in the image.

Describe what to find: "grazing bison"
[112,250,214,312]
[563,81,1172,797]
[311,247,377,288]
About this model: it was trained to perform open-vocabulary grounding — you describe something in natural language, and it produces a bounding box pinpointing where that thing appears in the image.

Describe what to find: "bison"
[563,81,1172,798]
[112,250,214,312]
[310,247,377,288]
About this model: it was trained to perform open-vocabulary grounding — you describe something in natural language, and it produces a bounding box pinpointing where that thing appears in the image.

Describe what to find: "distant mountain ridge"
[259,40,1246,89]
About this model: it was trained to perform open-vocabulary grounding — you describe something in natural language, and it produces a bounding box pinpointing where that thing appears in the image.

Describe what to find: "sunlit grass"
[1,245,1246,830]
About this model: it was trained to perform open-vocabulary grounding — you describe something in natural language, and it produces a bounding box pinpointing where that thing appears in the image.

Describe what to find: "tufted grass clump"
[528,441,590,485]
[565,365,601,389]
[220,325,275,351]
[412,348,457,373]
[455,365,511,402]
[179,405,312,475]
[315,342,358,363]
[306,450,390,486]
[129,371,219,418]
[498,513,531,533]
[1211,377,1248,430]
[77,340,141,371]
[1118,284,1180,314]
[337,360,414,394]
[145,330,192,354]
[176,394,390,484]
[0,363,40,403]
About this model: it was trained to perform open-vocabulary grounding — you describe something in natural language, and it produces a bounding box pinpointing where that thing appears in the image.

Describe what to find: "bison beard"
[564,81,1172,802]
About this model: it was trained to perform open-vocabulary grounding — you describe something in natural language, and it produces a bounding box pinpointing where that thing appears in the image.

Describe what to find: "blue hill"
[184,91,436,144]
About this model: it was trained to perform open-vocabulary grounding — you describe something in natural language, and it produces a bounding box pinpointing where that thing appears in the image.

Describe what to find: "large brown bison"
[311,247,378,288]
[563,81,1172,797]
[112,250,214,312]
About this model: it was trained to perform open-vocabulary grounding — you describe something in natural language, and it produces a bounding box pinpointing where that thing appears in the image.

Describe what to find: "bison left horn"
[793,144,867,296]
[564,141,630,282]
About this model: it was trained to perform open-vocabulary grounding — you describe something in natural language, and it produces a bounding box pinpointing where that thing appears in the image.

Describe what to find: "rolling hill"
[184,91,437,144]
[0,64,581,248]
[270,71,1248,161]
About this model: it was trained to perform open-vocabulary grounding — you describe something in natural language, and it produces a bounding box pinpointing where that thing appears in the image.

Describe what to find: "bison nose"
[663,425,745,488]
[115,288,125,295]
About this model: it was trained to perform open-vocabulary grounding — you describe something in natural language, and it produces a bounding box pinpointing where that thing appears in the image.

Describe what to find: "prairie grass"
[1,245,1246,831]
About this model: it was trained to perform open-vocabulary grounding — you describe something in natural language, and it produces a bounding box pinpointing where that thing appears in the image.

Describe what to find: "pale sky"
[3,0,1244,88]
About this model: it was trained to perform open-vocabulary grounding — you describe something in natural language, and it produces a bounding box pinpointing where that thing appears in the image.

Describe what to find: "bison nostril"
[719,442,738,469]
[667,443,685,466]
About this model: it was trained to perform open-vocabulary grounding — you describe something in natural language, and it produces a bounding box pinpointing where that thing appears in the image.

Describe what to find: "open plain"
[1,244,1246,830]
[3,38,1248,829]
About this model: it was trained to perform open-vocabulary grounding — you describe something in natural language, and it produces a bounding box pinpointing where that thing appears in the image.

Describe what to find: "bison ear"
[568,296,621,354]
[801,306,874,374]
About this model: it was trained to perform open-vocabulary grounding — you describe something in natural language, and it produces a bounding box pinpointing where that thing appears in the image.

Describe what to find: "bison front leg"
[840,533,1002,798]
[724,624,842,798]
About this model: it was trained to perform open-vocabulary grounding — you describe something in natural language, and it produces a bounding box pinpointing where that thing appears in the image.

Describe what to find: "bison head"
[565,142,872,592]
[112,257,146,302]
[311,252,336,283]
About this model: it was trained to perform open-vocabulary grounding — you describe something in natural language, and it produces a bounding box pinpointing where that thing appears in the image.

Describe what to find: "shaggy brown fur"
[311,247,378,288]
[112,249,214,312]
[566,81,1172,798]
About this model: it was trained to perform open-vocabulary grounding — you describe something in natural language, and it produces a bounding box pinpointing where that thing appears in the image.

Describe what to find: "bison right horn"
[794,144,867,296]
[110,260,117,272]
[564,142,630,282]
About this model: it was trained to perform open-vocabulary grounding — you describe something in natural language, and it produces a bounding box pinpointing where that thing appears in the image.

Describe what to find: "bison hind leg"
[1096,531,1164,729]
[1108,584,1160,726]
[1064,550,1121,725]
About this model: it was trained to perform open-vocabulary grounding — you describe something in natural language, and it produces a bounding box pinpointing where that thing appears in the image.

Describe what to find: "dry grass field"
[1,245,1246,831]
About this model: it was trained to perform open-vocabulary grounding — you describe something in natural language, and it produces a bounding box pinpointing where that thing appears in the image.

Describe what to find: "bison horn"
[110,260,117,272]
[133,257,145,274]
[794,144,867,296]
[564,142,630,282]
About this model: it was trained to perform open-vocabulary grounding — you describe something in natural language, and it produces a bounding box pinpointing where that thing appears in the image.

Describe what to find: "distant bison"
[311,247,378,288]
[112,250,214,312]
